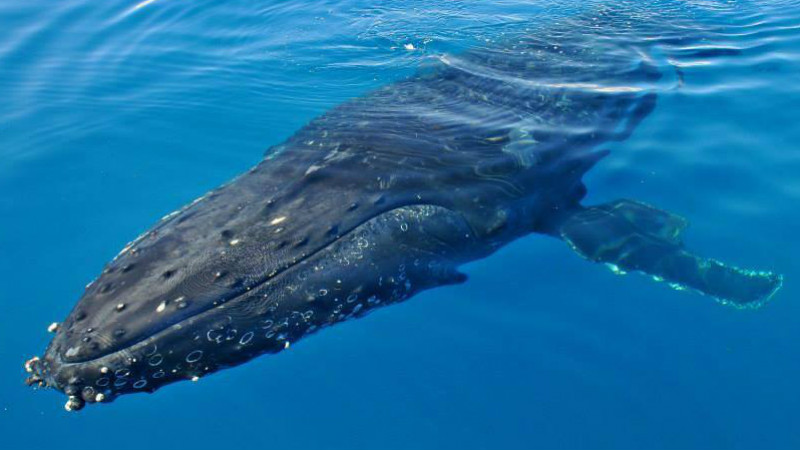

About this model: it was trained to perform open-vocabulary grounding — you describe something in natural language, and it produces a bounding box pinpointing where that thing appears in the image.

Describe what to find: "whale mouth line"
[49,202,441,371]
[53,240,339,368]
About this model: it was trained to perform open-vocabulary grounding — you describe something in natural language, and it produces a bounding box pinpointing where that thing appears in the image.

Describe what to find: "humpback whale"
[25,5,782,411]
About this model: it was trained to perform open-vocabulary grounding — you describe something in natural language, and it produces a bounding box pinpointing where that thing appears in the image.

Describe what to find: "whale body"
[26,5,782,411]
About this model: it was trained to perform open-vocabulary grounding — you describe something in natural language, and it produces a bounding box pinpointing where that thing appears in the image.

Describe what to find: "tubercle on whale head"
[25,324,97,411]
[25,345,119,411]
[24,355,97,411]
[24,356,45,387]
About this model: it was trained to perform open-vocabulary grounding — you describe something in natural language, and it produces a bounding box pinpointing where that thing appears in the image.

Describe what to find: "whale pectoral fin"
[559,199,783,308]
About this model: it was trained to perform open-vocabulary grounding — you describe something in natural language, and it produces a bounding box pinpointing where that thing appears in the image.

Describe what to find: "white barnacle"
[116,303,125,311]
[160,209,180,221]
[100,366,109,374]
[47,322,59,333]
[284,341,291,350]
[404,43,415,51]
[270,216,287,226]
[191,376,200,382]
[229,239,241,246]
[64,396,82,412]
[95,393,106,402]
[156,301,167,313]
[24,356,40,373]
[116,242,135,259]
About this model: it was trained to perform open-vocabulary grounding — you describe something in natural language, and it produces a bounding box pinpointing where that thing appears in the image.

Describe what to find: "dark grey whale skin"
[27,9,729,409]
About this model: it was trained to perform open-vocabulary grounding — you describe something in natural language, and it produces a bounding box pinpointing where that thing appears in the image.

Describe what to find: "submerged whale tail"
[559,200,782,308]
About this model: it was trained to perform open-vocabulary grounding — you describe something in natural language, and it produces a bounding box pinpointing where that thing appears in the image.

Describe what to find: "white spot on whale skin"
[24,356,40,374]
[47,322,59,333]
[156,301,166,313]
[65,346,80,358]
[229,239,241,246]
[64,396,82,411]
[95,393,106,402]
[305,165,322,175]
[270,216,287,225]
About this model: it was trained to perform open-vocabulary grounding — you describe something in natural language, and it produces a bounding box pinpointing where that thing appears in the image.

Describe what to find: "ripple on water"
[1,1,799,446]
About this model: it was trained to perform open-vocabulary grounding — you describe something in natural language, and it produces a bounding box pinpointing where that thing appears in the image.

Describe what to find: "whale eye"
[162,270,175,280]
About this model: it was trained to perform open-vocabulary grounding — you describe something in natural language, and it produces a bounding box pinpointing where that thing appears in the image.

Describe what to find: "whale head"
[25,173,339,411]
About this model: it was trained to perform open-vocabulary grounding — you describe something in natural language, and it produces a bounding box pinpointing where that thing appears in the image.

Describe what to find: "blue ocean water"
[1,0,799,448]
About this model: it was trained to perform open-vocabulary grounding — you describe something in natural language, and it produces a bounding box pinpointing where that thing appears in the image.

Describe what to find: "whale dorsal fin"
[559,200,782,308]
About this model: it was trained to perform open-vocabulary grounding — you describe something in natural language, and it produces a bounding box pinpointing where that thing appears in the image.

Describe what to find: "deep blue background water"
[1,1,799,449]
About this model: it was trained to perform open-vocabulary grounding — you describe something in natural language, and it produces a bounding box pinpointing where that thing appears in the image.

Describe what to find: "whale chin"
[25,281,272,411]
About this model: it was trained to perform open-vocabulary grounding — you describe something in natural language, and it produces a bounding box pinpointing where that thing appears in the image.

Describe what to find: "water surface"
[1,1,799,449]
